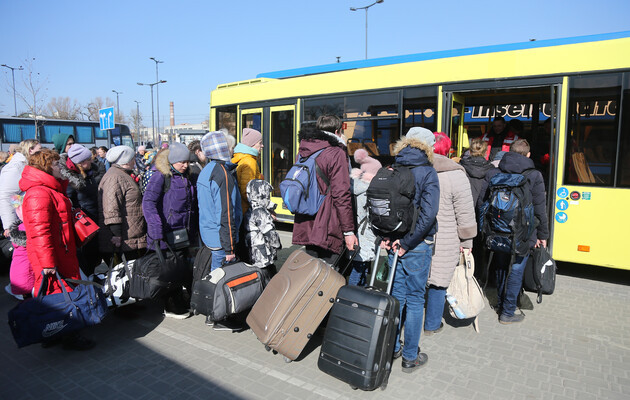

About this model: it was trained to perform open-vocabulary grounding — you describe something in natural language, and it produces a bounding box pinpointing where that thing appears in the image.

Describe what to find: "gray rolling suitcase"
[318,249,400,390]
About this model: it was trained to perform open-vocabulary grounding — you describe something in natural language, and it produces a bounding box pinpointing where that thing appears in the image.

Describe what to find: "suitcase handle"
[368,239,398,295]
[331,245,361,276]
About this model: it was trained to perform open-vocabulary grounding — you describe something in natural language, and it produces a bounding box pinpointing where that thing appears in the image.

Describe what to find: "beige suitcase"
[246,248,346,361]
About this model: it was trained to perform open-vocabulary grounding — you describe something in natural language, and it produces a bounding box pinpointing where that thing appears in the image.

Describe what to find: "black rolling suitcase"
[318,248,400,391]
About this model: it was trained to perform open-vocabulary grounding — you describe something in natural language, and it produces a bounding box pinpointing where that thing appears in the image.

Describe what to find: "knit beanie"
[242,128,262,148]
[406,127,436,147]
[201,131,231,162]
[68,144,92,164]
[106,145,135,165]
[168,142,190,164]
[353,148,382,177]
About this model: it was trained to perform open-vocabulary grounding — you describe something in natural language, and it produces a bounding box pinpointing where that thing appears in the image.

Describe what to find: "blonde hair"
[18,139,40,158]
[469,137,486,157]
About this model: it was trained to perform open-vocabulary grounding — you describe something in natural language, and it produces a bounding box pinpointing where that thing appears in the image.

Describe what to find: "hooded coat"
[427,154,477,287]
[59,154,106,221]
[391,137,440,251]
[142,149,197,251]
[19,165,81,295]
[292,130,355,254]
[52,133,73,154]
[98,164,147,253]
[459,155,496,210]
[231,143,262,214]
[480,151,549,249]
[245,179,281,268]
[0,152,27,228]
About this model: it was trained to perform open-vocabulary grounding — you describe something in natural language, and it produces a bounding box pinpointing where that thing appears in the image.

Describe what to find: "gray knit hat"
[106,145,135,165]
[168,142,190,164]
[406,127,436,147]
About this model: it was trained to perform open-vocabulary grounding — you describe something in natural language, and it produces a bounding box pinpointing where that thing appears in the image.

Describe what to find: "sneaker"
[401,352,428,373]
[424,322,444,336]
[499,312,525,324]
[163,295,191,319]
[212,319,246,332]
[62,333,96,351]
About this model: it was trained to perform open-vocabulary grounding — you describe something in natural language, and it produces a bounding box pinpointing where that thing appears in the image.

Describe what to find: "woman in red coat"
[19,148,95,350]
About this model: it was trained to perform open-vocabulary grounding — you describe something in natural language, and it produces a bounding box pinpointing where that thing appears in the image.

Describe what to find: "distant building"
[163,122,209,144]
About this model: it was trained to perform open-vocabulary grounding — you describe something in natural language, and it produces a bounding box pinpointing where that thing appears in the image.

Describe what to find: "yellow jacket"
[231,149,262,213]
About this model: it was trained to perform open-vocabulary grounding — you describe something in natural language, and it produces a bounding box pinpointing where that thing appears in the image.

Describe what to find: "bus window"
[43,124,74,143]
[616,75,630,187]
[95,127,107,139]
[2,122,36,142]
[303,97,344,122]
[565,73,622,186]
[242,113,261,132]
[216,106,237,135]
[75,126,93,143]
[345,92,398,119]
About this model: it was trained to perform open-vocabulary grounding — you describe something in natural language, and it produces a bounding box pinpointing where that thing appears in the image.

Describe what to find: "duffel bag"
[129,241,189,300]
[8,272,108,348]
[191,255,266,322]
[91,254,136,308]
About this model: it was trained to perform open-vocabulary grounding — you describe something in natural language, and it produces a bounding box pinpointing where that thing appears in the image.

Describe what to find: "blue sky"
[1,0,630,125]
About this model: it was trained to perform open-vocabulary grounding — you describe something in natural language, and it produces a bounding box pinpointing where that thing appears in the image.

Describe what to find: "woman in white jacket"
[0,139,41,235]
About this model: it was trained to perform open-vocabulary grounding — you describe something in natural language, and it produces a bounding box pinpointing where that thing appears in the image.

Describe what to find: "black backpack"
[479,170,538,256]
[366,166,417,236]
[522,246,556,303]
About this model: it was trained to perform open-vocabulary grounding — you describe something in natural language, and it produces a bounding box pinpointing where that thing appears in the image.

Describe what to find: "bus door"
[268,105,296,221]
[445,93,467,157]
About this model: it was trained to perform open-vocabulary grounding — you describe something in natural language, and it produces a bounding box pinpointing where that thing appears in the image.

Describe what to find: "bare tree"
[47,96,82,120]
[15,58,48,129]
[130,107,143,143]
[84,97,115,121]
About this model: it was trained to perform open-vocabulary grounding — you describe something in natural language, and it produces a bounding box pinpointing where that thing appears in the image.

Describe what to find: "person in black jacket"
[60,144,106,274]
[479,139,549,324]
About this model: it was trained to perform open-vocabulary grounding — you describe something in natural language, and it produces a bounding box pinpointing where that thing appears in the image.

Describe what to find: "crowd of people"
[0,115,548,367]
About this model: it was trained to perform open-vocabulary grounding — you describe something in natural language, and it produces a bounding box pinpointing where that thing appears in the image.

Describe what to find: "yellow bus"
[210,31,630,270]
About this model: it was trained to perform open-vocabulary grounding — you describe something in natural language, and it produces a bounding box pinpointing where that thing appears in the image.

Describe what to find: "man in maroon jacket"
[292,116,357,264]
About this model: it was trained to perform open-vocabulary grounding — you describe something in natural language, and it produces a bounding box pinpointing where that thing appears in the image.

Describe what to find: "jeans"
[347,261,369,286]
[495,253,529,316]
[424,286,446,331]
[210,249,226,272]
[391,239,433,361]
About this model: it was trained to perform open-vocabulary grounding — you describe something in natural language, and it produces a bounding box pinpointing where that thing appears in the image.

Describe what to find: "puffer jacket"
[459,155,496,210]
[19,166,81,295]
[9,221,34,296]
[391,137,440,251]
[59,154,106,221]
[98,164,147,253]
[142,149,197,251]
[232,143,262,214]
[428,154,477,287]
[351,172,378,262]
[0,152,27,228]
[292,130,355,254]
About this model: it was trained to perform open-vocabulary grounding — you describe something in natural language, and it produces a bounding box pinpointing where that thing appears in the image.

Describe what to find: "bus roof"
[256,31,630,79]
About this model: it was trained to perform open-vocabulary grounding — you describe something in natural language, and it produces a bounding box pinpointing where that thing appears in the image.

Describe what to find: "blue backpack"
[279,148,330,215]
[479,170,538,256]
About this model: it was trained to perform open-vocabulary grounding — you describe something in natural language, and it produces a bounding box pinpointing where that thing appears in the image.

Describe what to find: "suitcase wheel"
[283,356,292,363]
[349,385,358,390]
[264,345,271,352]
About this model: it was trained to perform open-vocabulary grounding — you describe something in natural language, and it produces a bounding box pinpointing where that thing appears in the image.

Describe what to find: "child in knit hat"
[348,149,382,286]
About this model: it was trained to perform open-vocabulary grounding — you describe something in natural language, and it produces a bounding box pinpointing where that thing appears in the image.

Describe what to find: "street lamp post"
[137,80,166,146]
[112,89,123,120]
[350,0,384,60]
[1,64,24,116]
[149,57,164,137]
[134,100,141,144]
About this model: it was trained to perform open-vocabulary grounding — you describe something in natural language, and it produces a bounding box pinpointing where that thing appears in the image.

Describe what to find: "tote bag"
[446,251,486,332]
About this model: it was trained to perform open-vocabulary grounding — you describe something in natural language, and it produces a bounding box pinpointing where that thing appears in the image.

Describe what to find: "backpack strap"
[311,148,331,195]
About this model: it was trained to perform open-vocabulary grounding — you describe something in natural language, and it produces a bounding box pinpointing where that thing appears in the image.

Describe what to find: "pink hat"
[353,148,382,179]
[242,128,262,148]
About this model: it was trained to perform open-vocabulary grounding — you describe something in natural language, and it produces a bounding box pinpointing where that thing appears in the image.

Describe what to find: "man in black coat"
[479,139,549,324]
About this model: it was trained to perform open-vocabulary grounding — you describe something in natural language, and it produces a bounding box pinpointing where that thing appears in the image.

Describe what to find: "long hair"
[28,148,59,175]
[18,139,40,159]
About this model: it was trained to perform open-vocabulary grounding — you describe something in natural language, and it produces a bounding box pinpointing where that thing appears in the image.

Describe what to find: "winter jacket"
[59,154,106,221]
[351,171,378,262]
[292,130,355,254]
[459,155,496,210]
[135,153,147,173]
[245,179,281,268]
[142,149,197,251]
[19,166,81,296]
[481,130,518,161]
[8,221,34,296]
[427,154,477,288]
[391,137,440,251]
[0,152,27,229]
[197,159,242,254]
[232,143,262,214]
[480,151,549,249]
[98,164,147,253]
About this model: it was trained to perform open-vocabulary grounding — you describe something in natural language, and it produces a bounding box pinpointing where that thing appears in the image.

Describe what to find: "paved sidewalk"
[1,229,629,399]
